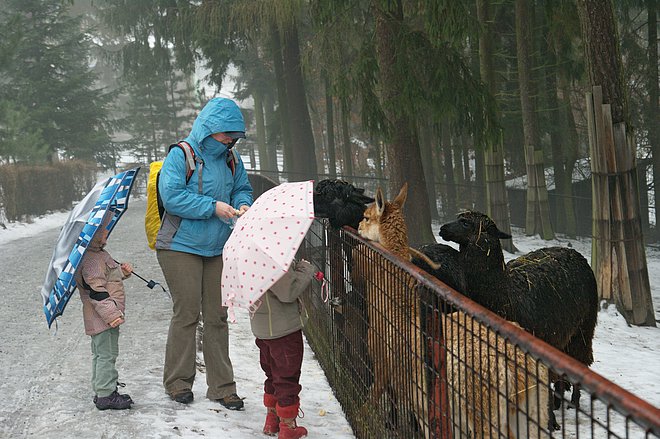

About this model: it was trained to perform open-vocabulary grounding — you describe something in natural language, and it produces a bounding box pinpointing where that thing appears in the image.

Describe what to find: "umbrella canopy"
[222,180,315,311]
[41,167,140,327]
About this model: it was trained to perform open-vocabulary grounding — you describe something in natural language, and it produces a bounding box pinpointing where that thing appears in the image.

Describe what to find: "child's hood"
[268,260,315,303]
[89,212,112,250]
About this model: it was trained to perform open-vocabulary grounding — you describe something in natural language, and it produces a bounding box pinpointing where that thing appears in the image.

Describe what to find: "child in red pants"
[250,259,316,439]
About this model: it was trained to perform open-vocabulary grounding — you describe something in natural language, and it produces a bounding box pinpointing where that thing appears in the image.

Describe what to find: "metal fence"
[298,221,660,439]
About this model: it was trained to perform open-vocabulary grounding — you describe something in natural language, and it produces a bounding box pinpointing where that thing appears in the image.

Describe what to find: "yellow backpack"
[145,142,197,250]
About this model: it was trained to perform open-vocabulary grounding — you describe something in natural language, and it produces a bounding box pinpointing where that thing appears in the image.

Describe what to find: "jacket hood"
[187,98,246,148]
[89,212,112,251]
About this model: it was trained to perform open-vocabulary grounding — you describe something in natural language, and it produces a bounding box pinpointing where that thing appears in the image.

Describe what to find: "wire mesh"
[301,220,660,439]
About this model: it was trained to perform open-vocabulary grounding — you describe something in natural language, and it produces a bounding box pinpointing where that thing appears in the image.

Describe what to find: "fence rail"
[299,221,660,439]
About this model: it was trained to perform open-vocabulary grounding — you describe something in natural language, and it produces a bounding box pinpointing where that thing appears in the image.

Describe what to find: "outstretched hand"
[215,201,240,219]
[109,317,124,328]
[120,263,133,277]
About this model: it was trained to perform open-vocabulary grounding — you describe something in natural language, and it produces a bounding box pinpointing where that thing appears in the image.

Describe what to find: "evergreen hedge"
[0,161,98,223]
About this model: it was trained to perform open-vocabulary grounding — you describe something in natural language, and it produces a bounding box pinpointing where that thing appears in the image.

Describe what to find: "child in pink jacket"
[75,214,134,410]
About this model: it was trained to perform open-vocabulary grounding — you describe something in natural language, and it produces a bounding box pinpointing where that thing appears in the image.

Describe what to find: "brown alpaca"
[359,183,439,269]
[356,183,550,439]
[354,183,431,438]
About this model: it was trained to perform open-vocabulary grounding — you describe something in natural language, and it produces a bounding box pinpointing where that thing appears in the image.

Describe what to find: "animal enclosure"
[298,220,660,439]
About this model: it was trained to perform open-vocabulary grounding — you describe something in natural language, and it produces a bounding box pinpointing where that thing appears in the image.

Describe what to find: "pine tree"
[96,0,198,162]
[0,0,113,164]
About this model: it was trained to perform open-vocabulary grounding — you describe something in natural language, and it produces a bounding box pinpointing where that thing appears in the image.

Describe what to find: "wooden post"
[586,86,655,326]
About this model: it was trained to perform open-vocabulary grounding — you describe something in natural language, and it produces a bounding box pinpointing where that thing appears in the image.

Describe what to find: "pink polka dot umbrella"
[222,180,315,313]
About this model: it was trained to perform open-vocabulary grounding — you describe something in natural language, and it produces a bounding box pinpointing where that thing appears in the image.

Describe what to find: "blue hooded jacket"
[155,98,253,257]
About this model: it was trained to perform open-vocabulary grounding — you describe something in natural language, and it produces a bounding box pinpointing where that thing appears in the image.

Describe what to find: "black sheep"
[439,211,599,429]
[413,243,467,294]
[313,179,374,229]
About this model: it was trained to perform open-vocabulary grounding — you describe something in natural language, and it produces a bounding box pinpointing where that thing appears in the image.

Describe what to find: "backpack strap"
[156,142,205,232]
[169,141,205,194]
[168,142,196,183]
[226,149,237,176]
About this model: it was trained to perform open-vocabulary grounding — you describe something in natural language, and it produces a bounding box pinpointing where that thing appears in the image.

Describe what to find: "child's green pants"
[91,327,120,397]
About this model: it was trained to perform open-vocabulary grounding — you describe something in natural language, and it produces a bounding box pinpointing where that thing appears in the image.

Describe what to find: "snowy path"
[1,196,658,438]
[0,198,355,438]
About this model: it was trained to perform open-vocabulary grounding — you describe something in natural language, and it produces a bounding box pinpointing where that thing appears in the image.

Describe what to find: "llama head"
[439,210,511,249]
[313,179,375,229]
[358,183,409,257]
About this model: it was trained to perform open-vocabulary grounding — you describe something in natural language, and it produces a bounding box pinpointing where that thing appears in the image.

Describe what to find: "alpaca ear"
[393,182,408,208]
[375,187,385,214]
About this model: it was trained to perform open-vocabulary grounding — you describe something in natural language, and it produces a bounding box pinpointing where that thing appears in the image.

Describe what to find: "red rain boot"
[263,393,279,436]
[276,402,307,439]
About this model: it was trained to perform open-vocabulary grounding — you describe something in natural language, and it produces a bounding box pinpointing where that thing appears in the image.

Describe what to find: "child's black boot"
[95,391,133,410]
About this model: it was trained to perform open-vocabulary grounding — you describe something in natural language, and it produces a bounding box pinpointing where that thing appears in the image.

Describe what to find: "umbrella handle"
[114,260,170,297]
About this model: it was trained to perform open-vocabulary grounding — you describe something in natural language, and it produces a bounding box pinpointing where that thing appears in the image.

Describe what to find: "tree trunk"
[461,135,473,208]
[577,0,628,124]
[168,75,180,140]
[558,72,580,237]
[269,22,291,176]
[516,0,554,239]
[324,75,337,179]
[441,119,456,219]
[373,2,433,246]
[253,89,269,172]
[545,34,577,237]
[340,98,354,177]
[264,91,279,182]
[473,146,486,212]
[373,137,384,180]
[307,93,326,175]
[281,19,318,181]
[578,0,655,326]
[453,137,465,197]
[649,0,659,239]
[419,119,440,219]
[477,0,516,252]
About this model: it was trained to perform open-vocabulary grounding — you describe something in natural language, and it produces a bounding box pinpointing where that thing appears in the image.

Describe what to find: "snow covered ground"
[0,196,658,438]
[0,197,354,439]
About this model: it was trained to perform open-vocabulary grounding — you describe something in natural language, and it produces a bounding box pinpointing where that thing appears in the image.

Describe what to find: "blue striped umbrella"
[41,167,140,328]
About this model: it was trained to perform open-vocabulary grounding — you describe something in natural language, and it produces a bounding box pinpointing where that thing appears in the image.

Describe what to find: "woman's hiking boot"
[171,390,194,404]
[217,392,245,410]
[276,403,307,439]
[263,393,279,436]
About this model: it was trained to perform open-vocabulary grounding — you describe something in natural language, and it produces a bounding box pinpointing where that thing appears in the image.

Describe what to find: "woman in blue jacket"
[156,97,253,409]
